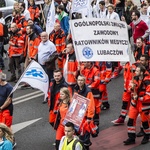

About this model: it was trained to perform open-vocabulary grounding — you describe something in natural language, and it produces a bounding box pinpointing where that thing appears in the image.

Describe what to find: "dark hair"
[65,122,75,130]
[131,10,140,18]
[58,5,64,11]
[141,3,147,8]
[137,64,146,74]
[140,54,149,61]
[53,69,62,74]
[28,18,34,22]
[99,1,105,6]
[136,37,144,42]
[27,24,34,31]
[20,2,26,9]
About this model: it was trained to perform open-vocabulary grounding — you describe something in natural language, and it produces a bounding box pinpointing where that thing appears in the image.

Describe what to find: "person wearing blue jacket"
[57,5,69,36]
[0,123,13,150]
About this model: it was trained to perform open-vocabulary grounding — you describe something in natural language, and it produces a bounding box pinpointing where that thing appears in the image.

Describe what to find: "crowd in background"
[0,0,150,150]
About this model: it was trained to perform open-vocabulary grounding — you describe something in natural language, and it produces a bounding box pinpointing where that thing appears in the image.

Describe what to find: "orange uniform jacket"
[8,29,24,57]
[134,44,150,61]
[28,5,40,21]
[13,16,28,30]
[24,33,40,59]
[130,71,150,110]
[63,52,78,85]
[49,29,66,54]
[81,65,101,98]
[48,78,68,125]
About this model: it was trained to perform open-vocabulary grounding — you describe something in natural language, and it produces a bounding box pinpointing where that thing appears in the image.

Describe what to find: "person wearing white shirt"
[107,4,120,20]
[38,32,57,82]
[97,1,108,18]
[19,2,31,21]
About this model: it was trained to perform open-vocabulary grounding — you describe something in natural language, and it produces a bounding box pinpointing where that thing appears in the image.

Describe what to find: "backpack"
[72,139,86,150]
[0,23,8,37]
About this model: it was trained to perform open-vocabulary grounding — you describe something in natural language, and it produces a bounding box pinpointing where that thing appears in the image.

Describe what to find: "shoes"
[112,117,124,125]
[101,103,110,110]
[42,101,47,104]
[8,76,16,82]
[137,128,144,137]
[123,138,135,145]
[141,135,149,144]
[52,142,56,146]
[42,97,48,104]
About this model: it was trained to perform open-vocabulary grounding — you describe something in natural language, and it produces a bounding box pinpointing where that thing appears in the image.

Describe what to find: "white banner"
[34,0,44,5]
[12,61,49,100]
[71,0,91,16]
[70,18,130,62]
[46,0,55,34]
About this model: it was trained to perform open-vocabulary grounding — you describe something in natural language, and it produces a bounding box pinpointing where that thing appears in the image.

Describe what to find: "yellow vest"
[61,137,82,150]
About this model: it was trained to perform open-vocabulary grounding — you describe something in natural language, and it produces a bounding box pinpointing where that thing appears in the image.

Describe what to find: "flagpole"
[40,4,46,29]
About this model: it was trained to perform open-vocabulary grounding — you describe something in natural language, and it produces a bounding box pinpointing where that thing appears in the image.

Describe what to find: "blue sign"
[82,47,93,59]
[24,67,48,83]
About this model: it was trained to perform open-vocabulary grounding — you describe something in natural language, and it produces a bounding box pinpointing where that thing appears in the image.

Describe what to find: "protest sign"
[63,93,90,128]
[70,18,130,62]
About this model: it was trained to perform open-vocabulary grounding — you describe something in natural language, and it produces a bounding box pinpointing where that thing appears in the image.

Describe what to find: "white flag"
[46,0,55,34]
[12,61,49,100]
[71,0,90,17]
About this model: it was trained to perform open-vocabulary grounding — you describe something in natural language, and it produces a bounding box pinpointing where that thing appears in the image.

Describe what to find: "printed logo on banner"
[73,0,88,11]
[82,47,93,59]
[24,67,48,83]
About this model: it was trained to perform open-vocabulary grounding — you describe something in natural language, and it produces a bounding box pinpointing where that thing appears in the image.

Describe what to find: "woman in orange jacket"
[54,87,71,150]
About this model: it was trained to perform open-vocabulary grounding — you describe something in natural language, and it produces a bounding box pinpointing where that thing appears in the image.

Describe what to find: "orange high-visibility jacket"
[49,29,66,54]
[81,64,101,98]
[13,15,28,29]
[8,29,24,57]
[95,62,112,84]
[28,5,40,21]
[63,52,78,85]
[130,71,150,107]
[24,33,40,59]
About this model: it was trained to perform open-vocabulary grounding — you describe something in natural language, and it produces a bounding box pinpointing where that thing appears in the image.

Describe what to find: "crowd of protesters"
[0,0,150,149]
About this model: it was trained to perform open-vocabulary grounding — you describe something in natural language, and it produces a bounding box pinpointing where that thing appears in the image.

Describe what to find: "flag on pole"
[46,0,55,34]
[71,0,91,17]
[12,60,49,100]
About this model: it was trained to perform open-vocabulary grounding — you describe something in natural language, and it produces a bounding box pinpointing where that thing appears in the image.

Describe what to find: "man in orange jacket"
[8,23,24,82]
[48,69,68,125]
[23,25,40,68]
[74,75,95,150]
[49,23,66,71]
[97,62,112,110]
[63,43,78,92]
[80,62,101,126]
[112,54,150,126]
[124,64,150,145]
